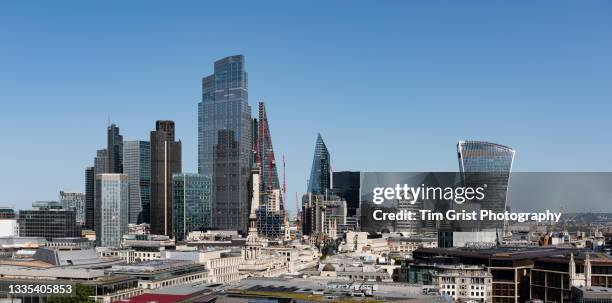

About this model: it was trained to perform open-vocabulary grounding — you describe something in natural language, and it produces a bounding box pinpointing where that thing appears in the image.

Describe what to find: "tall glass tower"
[107,124,123,173]
[457,140,515,232]
[123,140,151,224]
[458,141,515,174]
[198,55,252,233]
[307,133,331,195]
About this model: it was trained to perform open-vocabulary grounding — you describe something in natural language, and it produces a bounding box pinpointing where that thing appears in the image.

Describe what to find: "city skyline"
[2,2,612,214]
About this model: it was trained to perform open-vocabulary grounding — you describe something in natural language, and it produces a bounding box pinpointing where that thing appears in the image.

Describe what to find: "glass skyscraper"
[59,191,86,226]
[307,133,331,195]
[198,55,252,233]
[456,140,515,233]
[95,174,129,248]
[123,140,151,224]
[107,124,123,173]
[84,166,95,230]
[458,140,515,174]
[172,173,211,241]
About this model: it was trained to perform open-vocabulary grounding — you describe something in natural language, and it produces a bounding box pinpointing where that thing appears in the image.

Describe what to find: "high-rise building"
[301,194,347,238]
[253,102,284,239]
[199,55,252,233]
[85,166,95,230]
[59,191,86,226]
[457,140,515,222]
[331,171,360,217]
[95,174,129,247]
[172,173,211,241]
[19,201,81,240]
[107,124,123,173]
[307,133,331,195]
[150,121,182,236]
[458,141,515,173]
[449,140,515,246]
[123,140,151,224]
[92,148,108,232]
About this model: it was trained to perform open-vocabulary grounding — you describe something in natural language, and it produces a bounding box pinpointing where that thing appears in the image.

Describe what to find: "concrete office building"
[95,174,129,248]
[0,207,18,237]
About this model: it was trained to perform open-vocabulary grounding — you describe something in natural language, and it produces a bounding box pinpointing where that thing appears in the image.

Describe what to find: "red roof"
[114,294,190,303]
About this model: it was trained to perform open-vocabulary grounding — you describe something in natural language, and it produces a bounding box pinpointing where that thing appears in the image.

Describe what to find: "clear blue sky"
[1,1,611,214]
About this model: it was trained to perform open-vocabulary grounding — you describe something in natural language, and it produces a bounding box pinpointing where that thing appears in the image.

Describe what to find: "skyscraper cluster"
[84,121,182,246]
[78,54,290,246]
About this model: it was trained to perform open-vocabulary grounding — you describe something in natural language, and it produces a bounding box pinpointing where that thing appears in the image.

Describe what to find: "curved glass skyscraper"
[456,140,515,233]
[307,133,330,195]
[458,141,515,174]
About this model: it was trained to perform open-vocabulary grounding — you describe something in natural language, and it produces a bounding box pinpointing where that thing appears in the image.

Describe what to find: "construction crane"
[282,154,287,223]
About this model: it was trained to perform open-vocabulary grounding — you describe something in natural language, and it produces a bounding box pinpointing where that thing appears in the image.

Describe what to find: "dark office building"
[84,166,95,230]
[19,201,81,240]
[91,148,108,232]
[332,171,360,217]
[107,123,123,173]
[199,55,252,233]
[150,120,181,237]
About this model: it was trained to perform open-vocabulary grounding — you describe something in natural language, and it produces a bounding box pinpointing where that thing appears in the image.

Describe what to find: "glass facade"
[95,174,129,248]
[307,133,331,195]
[19,202,81,240]
[458,141,515,173]
[123,140,151,224]
[85,166,95,230]
[457,140,515,232]
[59,191,86,226]
[198,55,252,233]
[107,124,123,174]
[172,173,211,241]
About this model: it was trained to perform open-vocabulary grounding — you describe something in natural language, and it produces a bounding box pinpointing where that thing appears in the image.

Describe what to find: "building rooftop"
[415,246,579,261]
[33,247,102,266]
[108,259,198,273]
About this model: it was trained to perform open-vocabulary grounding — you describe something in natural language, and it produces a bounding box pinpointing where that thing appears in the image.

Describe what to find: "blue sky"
[1,1,611,214]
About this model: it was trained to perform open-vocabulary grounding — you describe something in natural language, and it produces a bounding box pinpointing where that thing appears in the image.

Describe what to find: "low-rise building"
[106,260,207,290]
[164,247,242,284]
[431,265,492,302]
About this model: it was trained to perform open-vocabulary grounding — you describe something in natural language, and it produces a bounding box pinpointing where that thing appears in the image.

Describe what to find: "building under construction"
[253,102,285,239]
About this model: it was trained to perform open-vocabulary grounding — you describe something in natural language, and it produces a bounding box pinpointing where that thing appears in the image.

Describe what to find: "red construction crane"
[282,154,287,222]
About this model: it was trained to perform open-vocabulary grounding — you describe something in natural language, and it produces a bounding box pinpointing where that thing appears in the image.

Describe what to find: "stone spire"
[245,167,261,260]
[585,253,592,288]
[569,253,577,286]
